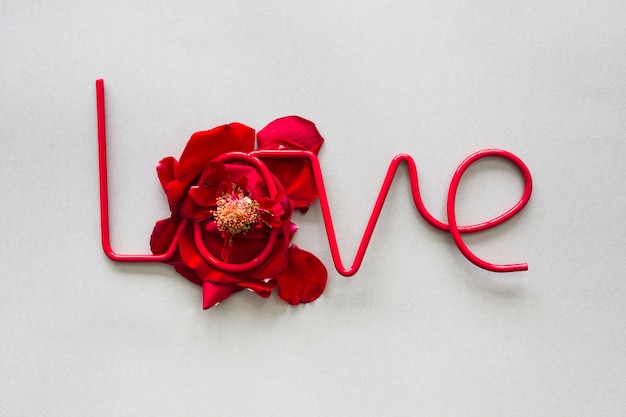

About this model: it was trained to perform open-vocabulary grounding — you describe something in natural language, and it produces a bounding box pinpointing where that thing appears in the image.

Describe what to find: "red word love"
[96,80,532,278]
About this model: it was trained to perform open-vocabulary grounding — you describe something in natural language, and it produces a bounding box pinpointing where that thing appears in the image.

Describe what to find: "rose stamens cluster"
[213,187,260,236]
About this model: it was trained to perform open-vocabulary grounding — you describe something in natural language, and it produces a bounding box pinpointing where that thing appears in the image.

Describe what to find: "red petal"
[225,164,269,201]
[275,245,327,305]
[173,264,202,286]
[189,162,230,207]
[256,117,322,209]
[258,197,284,228]
[236,278,277,294]
[178,227,212,277]
[181,226,259,286]
[261,158,318,210]
[156,157,178,190]
[165,175,203,213]
[257,116,324,153]
[179,196,201,220]
[151,218,205,286]
[150,218,178,254]
[199,222,267,264]
[202,281,242,309]
[156,157,181,210]
[174,123,255,189]
[251,288,272,298]
[248,223,296,278]
[203,267,245,285]
[234,176,248,191]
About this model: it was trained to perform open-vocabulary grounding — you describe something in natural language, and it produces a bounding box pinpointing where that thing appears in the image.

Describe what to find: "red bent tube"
[96,79,532,274]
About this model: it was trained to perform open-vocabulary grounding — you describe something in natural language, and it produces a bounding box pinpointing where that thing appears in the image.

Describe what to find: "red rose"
[150,116,327,309]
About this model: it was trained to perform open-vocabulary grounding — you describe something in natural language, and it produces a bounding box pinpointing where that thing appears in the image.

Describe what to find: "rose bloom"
[150,116,327,309]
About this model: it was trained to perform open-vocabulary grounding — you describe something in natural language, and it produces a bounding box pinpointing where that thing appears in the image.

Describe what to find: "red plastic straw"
[96,79,532,273]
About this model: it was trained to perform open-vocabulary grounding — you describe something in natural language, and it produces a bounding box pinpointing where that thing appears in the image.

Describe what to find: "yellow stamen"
[213,190,260,235]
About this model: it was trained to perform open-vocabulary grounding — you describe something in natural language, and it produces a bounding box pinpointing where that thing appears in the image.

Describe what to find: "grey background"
[1,1,625,416]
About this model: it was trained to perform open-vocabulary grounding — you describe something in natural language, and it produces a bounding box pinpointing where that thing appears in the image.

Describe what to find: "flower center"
[213,190,260,236]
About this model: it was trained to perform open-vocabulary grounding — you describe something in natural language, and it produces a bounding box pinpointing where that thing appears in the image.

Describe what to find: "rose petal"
[203,268,246,285]
[189,162,230,207]
[151,218,205,285]
[174,123,255,191]
[156,157,181,210]
[261,158,319,210]
[275,245,327,305]
[150,218,178,255]
[256,117,323,210]
[236,278,276,294]
[180,195,214,221]
[178,227,212,277]
[200,222,268,263]
[180,227,256,286]
[257,116,324,153]
[156,157,178,190]
[202,281,242,309]
[248,223,296,278]
[173,264,202,286]
[226,164,270,201]
[258,197,284,228]
[251,288,272,298]
[165,171,195,213]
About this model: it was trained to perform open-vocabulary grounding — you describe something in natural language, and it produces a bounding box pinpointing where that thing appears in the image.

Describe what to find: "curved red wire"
[96,79,532,273]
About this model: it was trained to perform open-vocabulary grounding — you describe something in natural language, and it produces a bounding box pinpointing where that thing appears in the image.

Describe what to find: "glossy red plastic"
[96,79,532,273]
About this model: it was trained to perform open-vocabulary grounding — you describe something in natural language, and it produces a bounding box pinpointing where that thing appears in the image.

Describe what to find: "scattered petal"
[276,245,327,305]
[257,116,324,153]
